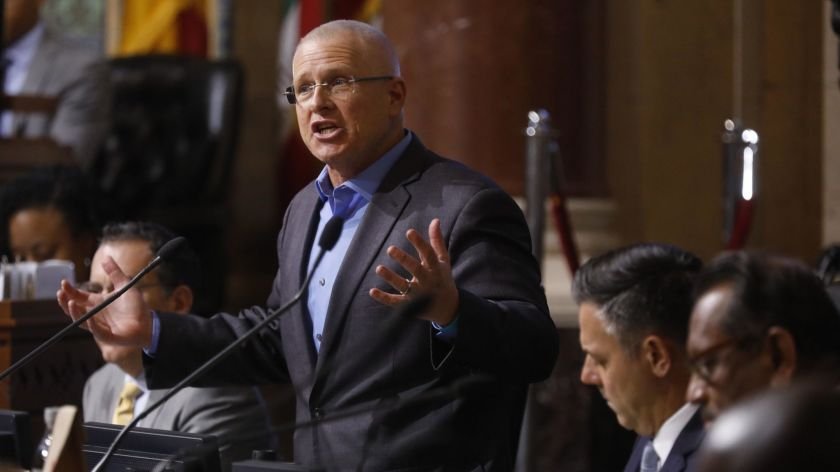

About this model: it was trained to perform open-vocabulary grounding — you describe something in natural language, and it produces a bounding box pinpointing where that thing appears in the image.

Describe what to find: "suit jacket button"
[312,407,323,419]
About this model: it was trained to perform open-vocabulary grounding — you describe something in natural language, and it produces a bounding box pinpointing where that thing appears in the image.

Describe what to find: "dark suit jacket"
[146,134,559,471]
[622,408,705,472]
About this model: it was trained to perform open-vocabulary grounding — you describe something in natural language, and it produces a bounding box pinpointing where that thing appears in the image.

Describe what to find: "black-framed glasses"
[688,335,764,385]
[281,75,393,105]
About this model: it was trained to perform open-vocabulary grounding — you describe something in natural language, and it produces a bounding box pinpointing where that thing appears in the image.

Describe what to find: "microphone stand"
[159,373,493,471]
[92,217,345,472]
[0,237,186,382]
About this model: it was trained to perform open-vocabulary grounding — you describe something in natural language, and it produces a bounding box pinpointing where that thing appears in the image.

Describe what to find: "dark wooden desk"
[0,300,102,439]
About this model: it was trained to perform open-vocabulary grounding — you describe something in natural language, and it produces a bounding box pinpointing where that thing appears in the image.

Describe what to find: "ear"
[169,285,194,315]
[766,326,797,386]
[387,78,407,115]
[641,335,672,378]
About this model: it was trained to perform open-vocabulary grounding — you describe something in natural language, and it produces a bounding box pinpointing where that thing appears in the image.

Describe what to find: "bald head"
[296,20,401,77]
[697,381,840,471]
[289,19,407,185]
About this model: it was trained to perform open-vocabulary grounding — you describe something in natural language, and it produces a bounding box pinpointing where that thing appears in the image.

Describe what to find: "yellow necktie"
[112,382,143,425]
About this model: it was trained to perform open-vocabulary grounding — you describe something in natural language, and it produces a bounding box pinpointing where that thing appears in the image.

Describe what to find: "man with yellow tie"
[111,381,142,425]
[81,221,272,470]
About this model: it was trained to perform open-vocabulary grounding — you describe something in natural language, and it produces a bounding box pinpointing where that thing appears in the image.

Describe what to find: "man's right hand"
[56,256,154,349]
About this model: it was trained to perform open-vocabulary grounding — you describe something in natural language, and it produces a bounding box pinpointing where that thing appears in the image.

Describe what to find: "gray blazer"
[146,134,560,471]
[83,363,272,471]
[12,26,110,168]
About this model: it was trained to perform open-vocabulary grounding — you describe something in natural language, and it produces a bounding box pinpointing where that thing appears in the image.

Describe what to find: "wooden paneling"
[0,300,103,441]
[383,0,607,197]
[606,1,822,260]
[750,2,823,258]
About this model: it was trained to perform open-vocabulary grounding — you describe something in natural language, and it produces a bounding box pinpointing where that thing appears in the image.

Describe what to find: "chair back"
[92,55,243,216]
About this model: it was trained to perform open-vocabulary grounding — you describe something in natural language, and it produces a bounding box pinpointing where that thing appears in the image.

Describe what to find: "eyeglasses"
[78,280,172,294]
[282,75,393,105]
[688,336,763,385]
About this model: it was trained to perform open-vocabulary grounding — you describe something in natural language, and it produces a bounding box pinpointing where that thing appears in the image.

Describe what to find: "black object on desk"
[82,421,221,472]
[0,410,33,470]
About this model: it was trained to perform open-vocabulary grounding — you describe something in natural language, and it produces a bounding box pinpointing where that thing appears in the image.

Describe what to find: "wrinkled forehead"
[292,33,384,80]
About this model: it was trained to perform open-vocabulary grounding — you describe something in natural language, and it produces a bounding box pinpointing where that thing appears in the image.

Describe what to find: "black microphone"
[0,237,187,382]
[92,217,345,472]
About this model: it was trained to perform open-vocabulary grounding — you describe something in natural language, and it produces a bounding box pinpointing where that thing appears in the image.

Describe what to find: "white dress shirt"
[123,372,150,417]
[651,403,700,470]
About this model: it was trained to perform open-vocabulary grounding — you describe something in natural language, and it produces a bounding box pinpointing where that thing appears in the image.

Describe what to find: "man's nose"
[308,83,334,110]
[579,358,599,386]
[686,373,709,404]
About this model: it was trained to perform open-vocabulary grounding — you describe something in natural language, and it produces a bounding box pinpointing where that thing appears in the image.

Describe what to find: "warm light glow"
[741,147,754,201]
[741,129,759,144]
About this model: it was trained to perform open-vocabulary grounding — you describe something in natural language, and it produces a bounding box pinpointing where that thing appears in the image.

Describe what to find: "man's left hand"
[370,218,459,326]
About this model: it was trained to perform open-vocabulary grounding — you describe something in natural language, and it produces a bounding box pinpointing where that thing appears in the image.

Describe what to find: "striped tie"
[112,382,142,425]
[640,440,659,472]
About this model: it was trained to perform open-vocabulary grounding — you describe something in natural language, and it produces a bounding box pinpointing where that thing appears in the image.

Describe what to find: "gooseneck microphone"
[159,372,494,471]
[92,216,345,472]
[0,237,187,382]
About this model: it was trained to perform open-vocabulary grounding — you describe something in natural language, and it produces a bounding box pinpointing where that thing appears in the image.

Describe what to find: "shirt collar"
[124,372,149,394]
[4,23,44,65]
[315,130,413,205]
[652,403,699,465]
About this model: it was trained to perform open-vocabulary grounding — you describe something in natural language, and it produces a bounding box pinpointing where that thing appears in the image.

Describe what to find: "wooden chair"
[0,94,77,186]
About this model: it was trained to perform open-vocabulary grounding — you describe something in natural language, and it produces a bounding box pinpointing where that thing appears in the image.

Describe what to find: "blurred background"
[3,0,836,317]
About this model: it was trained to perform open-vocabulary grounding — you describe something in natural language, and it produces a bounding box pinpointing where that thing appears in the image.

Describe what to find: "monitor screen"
[0,410,33,470]
[82,422,221,472]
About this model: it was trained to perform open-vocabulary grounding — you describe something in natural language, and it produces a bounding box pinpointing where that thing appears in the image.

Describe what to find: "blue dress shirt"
[306,132,412,351]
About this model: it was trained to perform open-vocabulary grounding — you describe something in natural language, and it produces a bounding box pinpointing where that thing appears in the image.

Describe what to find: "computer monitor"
[82,422,221,472]
[0,410,33,470]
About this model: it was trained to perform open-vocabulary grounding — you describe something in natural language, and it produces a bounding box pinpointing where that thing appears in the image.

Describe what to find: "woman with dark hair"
[0,165,101,282]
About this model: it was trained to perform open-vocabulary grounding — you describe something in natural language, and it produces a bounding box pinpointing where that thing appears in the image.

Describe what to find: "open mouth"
[313,122,339,135]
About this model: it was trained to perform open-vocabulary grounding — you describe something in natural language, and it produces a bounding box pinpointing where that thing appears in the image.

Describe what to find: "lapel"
[138,388,169,428]
[310,138,427,390]
[281,191,323,376]
[623,436,645,472]
[660,408,705,472]
[102,364,123,421]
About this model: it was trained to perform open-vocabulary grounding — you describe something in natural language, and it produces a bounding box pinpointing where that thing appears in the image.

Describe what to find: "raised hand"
[370,218,459,326]
[56,256,154,349]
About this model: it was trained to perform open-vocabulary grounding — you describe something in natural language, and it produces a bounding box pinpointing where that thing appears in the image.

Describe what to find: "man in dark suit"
[685,251,840,425]
[58,19,559,471]
[574,244,704,472]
